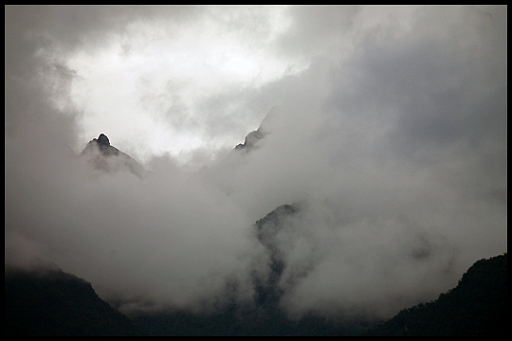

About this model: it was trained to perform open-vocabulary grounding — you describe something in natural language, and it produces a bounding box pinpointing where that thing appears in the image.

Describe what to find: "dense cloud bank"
[5,6,506,320]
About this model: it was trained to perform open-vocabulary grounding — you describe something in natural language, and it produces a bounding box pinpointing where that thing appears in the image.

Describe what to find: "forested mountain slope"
[365,253,507,336]
[5,267,145,336]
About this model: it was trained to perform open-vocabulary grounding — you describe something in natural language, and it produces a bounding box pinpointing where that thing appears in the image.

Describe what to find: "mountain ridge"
[4,266,145,336]
[80,133,145,178]
[364,253,507,336]
[4,240,506,335]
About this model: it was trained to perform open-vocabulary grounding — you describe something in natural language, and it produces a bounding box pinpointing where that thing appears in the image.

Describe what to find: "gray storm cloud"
[5,5,506,321]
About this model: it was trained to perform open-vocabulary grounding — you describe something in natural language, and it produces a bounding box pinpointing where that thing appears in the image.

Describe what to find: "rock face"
[81,133,119,157]
[97,133,110,147]
[80,134,145,178]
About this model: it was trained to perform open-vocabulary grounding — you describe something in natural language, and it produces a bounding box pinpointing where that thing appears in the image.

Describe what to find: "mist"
[5,5,506,321]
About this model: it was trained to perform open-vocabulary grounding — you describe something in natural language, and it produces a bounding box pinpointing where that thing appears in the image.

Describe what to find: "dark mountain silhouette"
[80,133,145,178]
[252,204,299,309]
[364,253,508,336]
[130,203,373,336]
[4,266,146,336]
[6,126,505,336]
[129,198,508,336]
[128,122,510,335]
[5,219,506,335]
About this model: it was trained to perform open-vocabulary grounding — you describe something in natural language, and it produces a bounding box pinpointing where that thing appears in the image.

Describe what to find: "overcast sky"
[5,5,507,321]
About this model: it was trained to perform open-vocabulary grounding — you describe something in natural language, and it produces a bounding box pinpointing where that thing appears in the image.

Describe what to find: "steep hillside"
[4,267,145,336]
[365,253,507,336]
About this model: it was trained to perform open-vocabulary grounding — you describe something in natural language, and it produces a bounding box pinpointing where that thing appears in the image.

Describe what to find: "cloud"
[5,5,507,321]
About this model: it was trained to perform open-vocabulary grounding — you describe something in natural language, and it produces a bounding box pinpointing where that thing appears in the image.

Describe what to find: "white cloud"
[5,5,507,320]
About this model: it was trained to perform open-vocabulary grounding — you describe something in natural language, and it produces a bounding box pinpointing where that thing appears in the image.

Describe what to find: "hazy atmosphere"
[5,5,507,321]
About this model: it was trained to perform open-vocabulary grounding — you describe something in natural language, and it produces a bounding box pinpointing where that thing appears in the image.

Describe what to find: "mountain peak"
[97,133,110,147]
[235,129,265,151]
[80,134,145,178]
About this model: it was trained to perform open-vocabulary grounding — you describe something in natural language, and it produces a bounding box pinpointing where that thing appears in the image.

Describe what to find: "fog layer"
[5,6,506,320]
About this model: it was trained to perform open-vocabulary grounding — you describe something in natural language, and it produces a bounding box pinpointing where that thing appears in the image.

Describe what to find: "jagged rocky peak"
[80,133,145,179]
[235,129,265,151]
[234,106,282,152]
[81,133,118,157]
[96,133,110,147]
